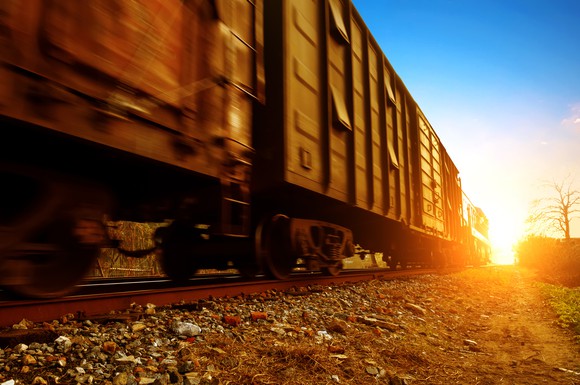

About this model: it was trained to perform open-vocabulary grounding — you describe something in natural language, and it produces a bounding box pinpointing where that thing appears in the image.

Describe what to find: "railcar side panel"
[274,0,356,201]
[261,0,454,232]
[0,0,261,182]
[384,65,398,217]
[400,90,419,229]
[386,64,412,223]
[366,40,387,215]
[350,15,371,209]
[258,0,491,264]
[463,193,492,264]
[350,13,391,216]
[441,149,462,242]
[326,0,352,202]
[417,112,445,235]
[263,1,396,216]
[283,0,326,192]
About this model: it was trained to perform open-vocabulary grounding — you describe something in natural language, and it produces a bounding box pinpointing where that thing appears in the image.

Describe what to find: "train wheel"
[321,262,342,277]
[156,222,199,283]
[1,195,108,299]
[256,214,293,280]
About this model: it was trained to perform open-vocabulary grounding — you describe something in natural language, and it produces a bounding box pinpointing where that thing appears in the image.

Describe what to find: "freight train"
[0,0,490,298]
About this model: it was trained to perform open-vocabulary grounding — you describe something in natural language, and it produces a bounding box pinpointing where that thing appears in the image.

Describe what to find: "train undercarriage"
[1,147,484,299]
[0,133,356,298]
[0,122,482,299]
[1,159,479,298]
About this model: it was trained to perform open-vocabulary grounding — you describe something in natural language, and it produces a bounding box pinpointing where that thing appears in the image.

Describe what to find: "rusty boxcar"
[253,0,489,275]
[0,0,264,297]
[0,0,490,298]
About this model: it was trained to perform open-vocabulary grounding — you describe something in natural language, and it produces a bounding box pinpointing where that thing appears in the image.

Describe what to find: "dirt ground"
[198,265,580,385]
[178,265,580,384]
[405,266,579,385]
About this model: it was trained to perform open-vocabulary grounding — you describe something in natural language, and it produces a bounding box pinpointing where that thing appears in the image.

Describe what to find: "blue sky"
[352,0,580,262]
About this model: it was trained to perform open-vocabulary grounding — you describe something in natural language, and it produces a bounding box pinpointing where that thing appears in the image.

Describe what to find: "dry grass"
[168,267,578,385]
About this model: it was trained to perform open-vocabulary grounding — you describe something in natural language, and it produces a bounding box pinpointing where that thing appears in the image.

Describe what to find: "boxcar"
[0,0,490,298]
[0,0,264,296]
[253,0,474,270]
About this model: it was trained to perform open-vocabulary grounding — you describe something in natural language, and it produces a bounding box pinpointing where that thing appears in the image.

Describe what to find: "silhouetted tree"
[526,176,580,240]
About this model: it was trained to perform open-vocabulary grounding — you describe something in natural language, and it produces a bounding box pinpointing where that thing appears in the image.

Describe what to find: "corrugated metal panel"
[277,0,457,239]
[330,86,352,131]
[283,0,354,200]
[285,1,324,190]
[325,0,351,201]
[402,94,417,227]
[350,17,370,208]
[385,71,396,103]
[384,66,398,216]
[418,114,445,233]
[1,0,262,180]
[41,0,184,106]
[282,0,398,215]
[441,149,462,241]
[328,0,350,44]
[368,43,385,214]
[215,0,262,99]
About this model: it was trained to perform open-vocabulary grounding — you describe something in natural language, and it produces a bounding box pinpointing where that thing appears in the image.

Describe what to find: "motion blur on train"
[0,0,490,298]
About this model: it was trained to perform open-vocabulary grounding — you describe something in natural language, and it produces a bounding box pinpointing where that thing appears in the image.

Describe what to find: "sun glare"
[488,219,521,265]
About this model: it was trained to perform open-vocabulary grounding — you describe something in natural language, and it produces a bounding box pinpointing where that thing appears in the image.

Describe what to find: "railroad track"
[0,268,449,328]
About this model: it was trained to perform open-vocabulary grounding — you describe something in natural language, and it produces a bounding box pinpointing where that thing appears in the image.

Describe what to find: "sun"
[488,219,522,265]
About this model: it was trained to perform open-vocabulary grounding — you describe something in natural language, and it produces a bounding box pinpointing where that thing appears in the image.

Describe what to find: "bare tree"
[526,176,580,239]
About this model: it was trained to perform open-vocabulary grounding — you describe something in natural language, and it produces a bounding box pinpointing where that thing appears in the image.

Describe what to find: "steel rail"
[0,268,448,328]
